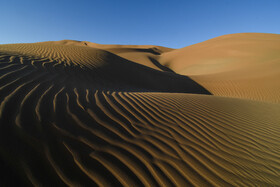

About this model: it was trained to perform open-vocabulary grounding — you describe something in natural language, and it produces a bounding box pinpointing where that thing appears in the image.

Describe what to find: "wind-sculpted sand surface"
[0,33,280,186]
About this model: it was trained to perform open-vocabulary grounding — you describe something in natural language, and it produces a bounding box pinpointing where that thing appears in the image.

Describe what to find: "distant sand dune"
[0,34,280,186]
[0,43,208,93]
[160,33,280,103]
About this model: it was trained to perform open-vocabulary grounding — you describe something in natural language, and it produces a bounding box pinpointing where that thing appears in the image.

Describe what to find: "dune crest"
[159,33,280,103]
[0,34,280,186]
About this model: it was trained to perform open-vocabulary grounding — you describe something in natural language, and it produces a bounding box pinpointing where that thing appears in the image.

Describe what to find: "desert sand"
[0,33,279,186]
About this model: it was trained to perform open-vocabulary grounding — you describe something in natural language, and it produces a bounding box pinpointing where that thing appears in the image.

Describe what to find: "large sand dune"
[0,33,280,186]
[160,33,280,103]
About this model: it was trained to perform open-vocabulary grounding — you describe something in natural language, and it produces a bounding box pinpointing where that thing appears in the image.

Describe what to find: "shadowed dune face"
[0,43,209,94]
[0,35,280,186]
[0,91,280,186]
[40,40,174,71]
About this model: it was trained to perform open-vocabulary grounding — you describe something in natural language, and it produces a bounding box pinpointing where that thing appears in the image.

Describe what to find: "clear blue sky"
[1,0,279,48]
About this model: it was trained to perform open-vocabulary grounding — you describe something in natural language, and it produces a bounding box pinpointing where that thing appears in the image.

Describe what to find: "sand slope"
[0,35,280,186]
[40,40,174,71]
[160,33,280,103]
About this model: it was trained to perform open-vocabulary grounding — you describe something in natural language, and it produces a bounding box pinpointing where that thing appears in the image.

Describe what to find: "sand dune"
[40,40,173,71]
[0,34,280,186]
[160,33,280,103]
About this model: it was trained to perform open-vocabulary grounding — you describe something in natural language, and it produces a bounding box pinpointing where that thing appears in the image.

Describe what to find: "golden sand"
[0,33,279,186]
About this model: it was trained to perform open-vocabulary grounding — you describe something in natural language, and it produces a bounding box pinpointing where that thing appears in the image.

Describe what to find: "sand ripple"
[0,42,279,186]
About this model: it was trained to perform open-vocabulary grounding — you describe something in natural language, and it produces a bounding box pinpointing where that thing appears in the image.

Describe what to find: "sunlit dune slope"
[0,35,280,186]
[160,33,280,103]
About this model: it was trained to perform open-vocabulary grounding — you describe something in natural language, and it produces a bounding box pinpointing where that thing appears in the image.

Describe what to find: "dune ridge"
[159,33,280,103]
[0,34,280,186]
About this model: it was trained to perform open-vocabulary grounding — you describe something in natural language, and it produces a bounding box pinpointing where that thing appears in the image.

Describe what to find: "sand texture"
[160,33,280,103]
[0,33,280,186]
